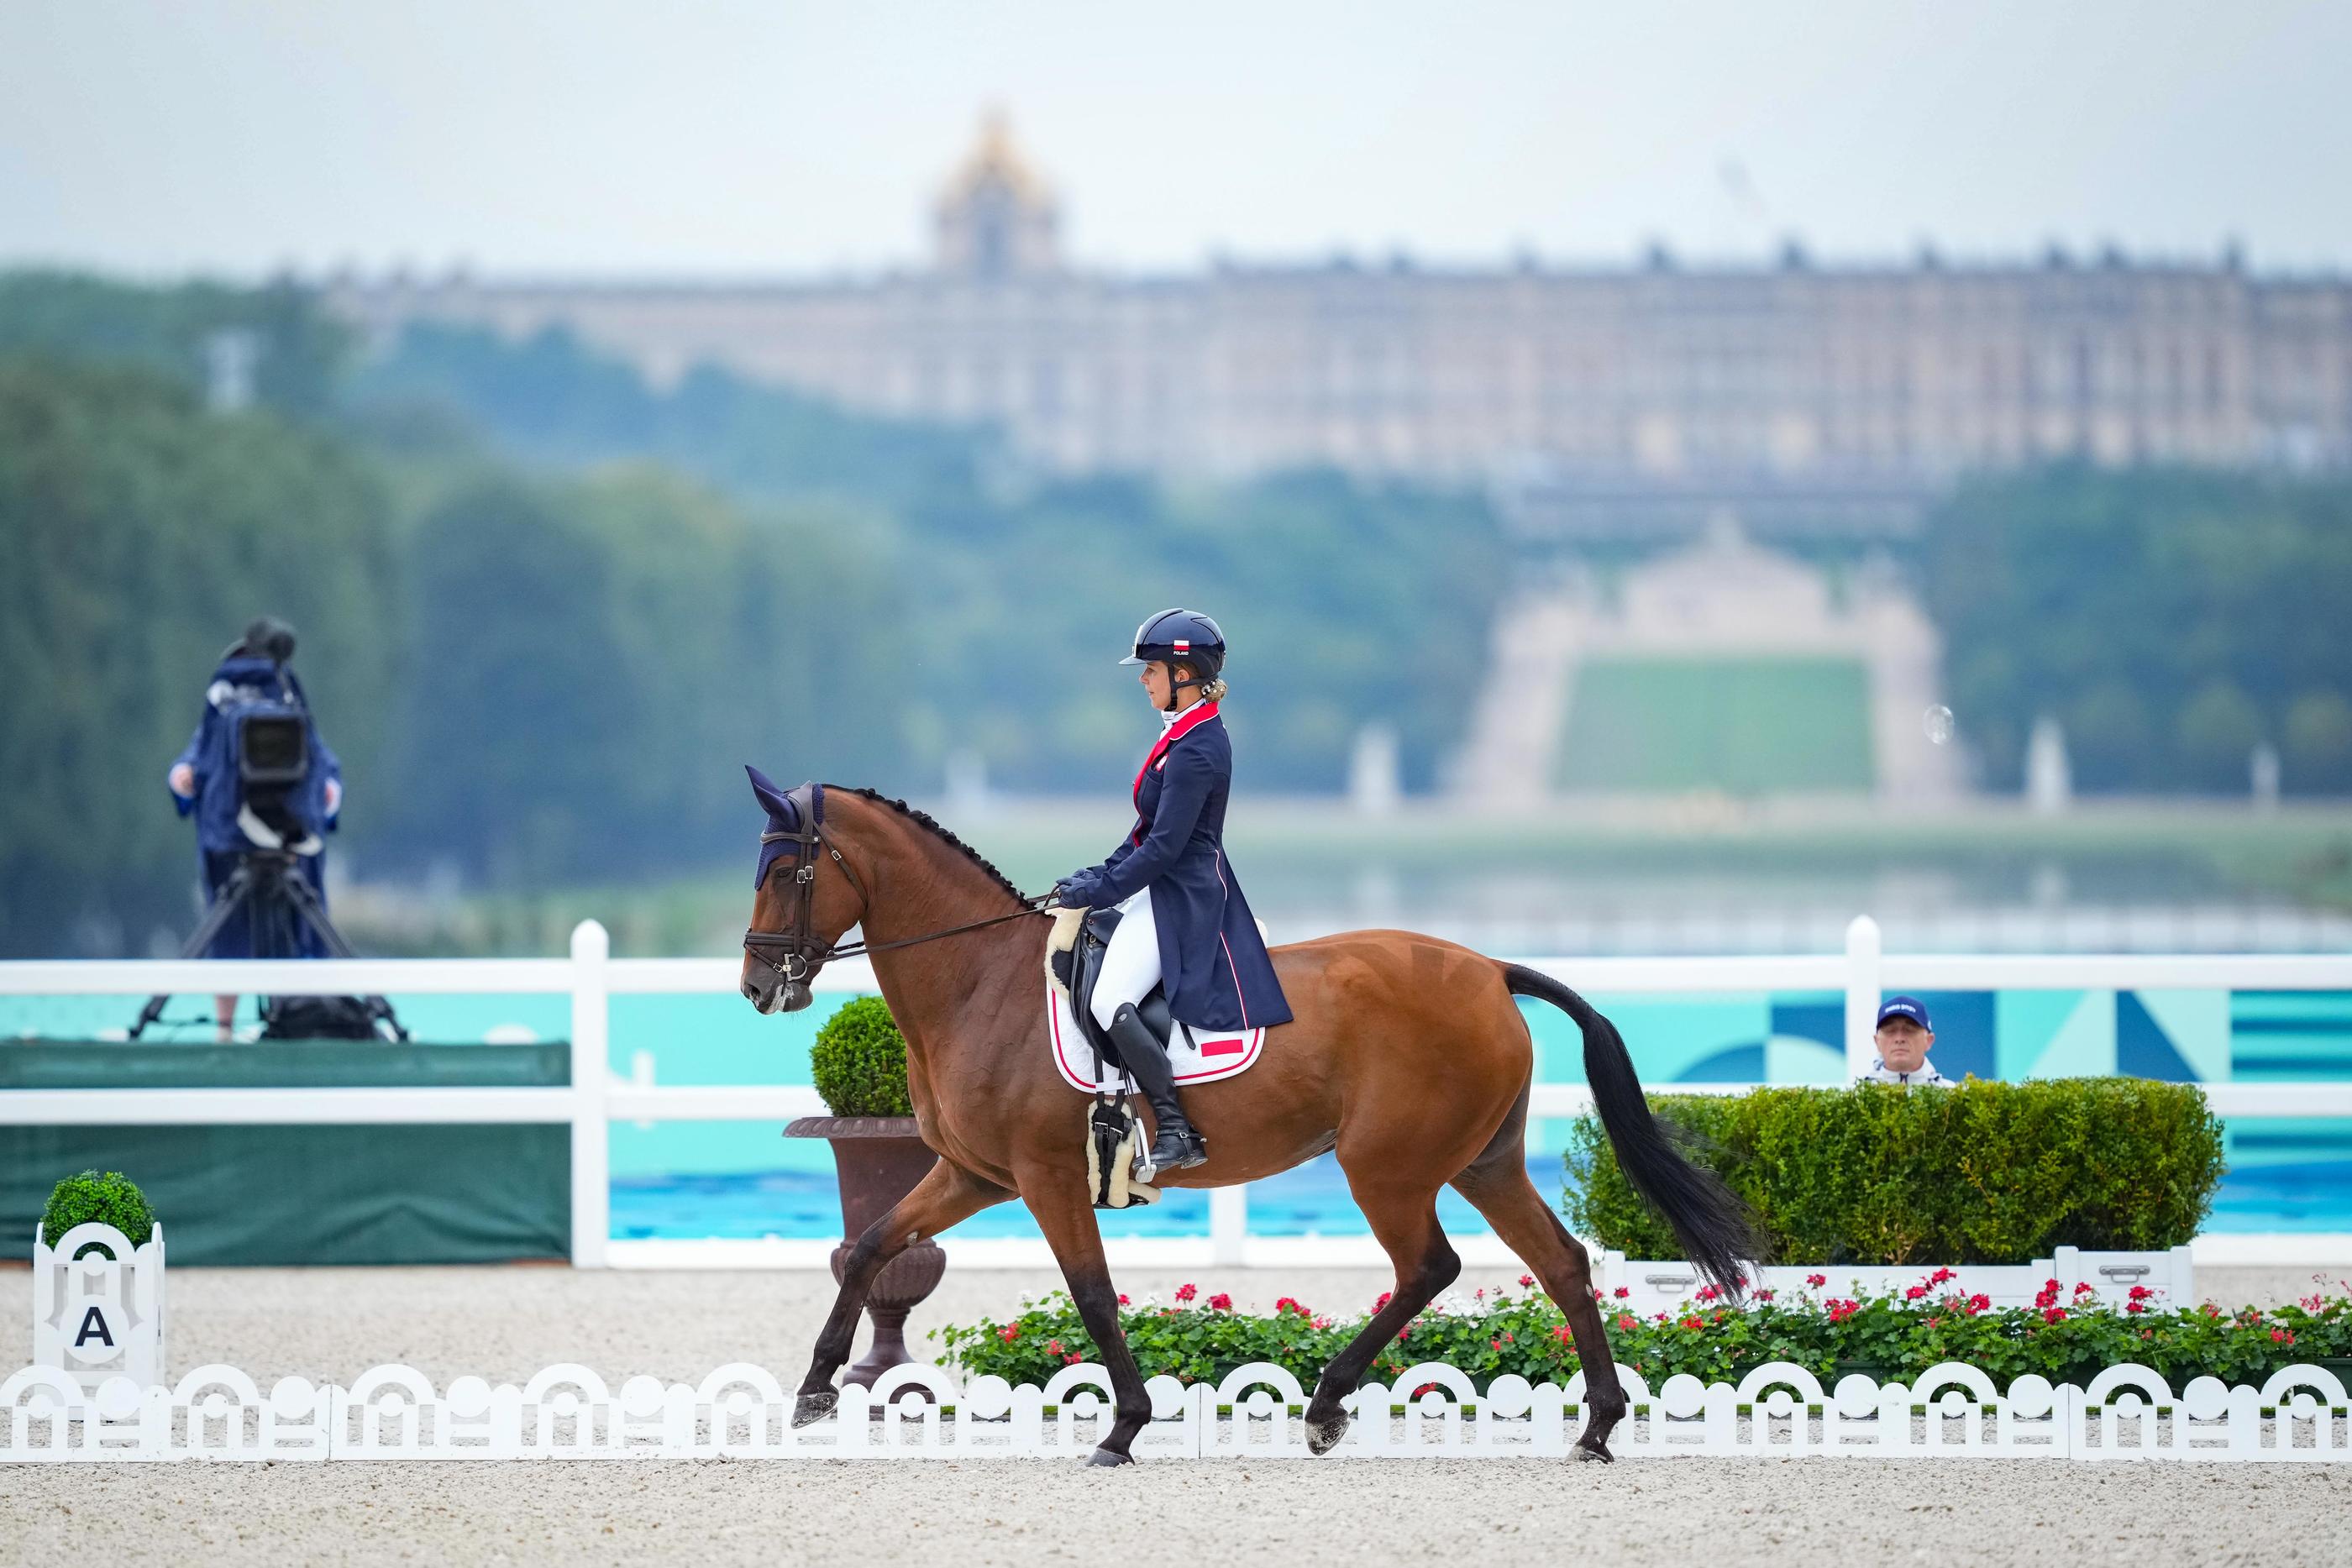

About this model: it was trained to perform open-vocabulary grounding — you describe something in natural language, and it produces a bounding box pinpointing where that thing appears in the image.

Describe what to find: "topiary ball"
[41,1170,156,1258]
[809,995,913,1117]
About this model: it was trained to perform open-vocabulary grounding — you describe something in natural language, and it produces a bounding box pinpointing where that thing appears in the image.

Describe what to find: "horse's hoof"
[1574,1434,1614,1464]
[1086,1445,1134,1467]
[791,1390,837,1429]
[1305,1410,1351,1455]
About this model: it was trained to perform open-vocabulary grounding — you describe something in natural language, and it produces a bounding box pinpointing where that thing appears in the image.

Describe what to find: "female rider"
[1053,609,1293,1172]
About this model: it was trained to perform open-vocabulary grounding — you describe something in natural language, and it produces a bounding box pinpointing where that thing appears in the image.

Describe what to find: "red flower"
[1175,1282,1197,1303]
[1614,1286,1631,1299]
[1929,1266,1956,1286]
[1519,1274,1536,1288]
[2126,1301,2145,1314]
[1967,1293,1992,1315]
[1904,1285,1927,1300]
[1047,1339,1063,1356]
[1208,1293,1232,1311]
[1474,1287,1486,1300]
[999,1323,1019,1342]
[1555,1325,1575,1344]
[1063,1351,1083,1365]
[1374,1291,1394,1312]
[1118,1293,1131,1305]
[1490,1338,1504,1351]
[1695,1284,1719,1303]
[1680,1315,1704,1331]
[1928,1317,1941,1329]
[1503,1331,1514,1343]
[2127,1284,2153,1302]
[2043,1307,2067,1324]
[1312,1315,1332,1330]
[1756,1289,1776,1302]
[2271,1328,2295,1345]
[2073,1282,2096,1298]
[1616,1314,1638,1331]
[1805,1273,1827,1288]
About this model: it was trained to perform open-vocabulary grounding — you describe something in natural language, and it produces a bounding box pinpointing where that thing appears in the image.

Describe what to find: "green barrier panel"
[2,1041,570,1265]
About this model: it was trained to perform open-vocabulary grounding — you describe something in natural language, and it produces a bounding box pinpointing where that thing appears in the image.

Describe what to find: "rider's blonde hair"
[1198,676,1230,701]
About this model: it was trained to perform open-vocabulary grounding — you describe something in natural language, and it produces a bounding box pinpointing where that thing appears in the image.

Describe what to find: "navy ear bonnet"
[748,766,823,890]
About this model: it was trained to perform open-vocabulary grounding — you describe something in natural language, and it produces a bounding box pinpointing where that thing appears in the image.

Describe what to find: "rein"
[742,781,1053,983]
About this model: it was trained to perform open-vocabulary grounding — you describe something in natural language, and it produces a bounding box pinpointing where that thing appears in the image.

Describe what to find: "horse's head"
[738,767,866,1015]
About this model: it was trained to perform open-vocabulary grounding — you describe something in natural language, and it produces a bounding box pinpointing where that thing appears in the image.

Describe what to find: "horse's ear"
[746,764,795,823]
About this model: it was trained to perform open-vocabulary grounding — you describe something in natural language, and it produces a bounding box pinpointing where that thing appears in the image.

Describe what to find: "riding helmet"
[1120,608,1226,682]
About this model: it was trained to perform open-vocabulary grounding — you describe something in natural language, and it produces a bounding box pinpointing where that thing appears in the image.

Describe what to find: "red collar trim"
[1132,700,1220,804]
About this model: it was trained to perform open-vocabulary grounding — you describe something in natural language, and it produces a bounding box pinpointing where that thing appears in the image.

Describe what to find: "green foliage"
[1927,465,2352,794]
[808,995,913,1117]
[354,323,1511,795]
[41,1171,156,1256]
[0,272,349,417]
[1563,1079,2225,1265]
[936,1277,2352,1392]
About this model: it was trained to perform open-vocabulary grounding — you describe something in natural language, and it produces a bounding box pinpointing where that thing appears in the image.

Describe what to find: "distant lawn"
[1556,658,1873,794]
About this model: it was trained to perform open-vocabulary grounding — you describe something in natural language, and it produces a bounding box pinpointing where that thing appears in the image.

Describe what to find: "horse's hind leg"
[794,1158,1009,1424]
[1301,1176,1460,1455]
[1450,1108,1629,1460]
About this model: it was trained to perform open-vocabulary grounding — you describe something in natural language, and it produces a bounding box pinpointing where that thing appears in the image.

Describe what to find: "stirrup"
[1138,1129,1206,1179]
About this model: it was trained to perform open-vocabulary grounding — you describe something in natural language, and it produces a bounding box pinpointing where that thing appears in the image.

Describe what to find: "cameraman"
[165,617,343,1039]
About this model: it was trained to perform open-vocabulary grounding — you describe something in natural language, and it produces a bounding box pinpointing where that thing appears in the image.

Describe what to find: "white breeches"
[1090,887,1163,1030]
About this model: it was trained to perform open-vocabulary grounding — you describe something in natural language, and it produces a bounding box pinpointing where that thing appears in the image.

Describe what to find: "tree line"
[0,276,1506,953]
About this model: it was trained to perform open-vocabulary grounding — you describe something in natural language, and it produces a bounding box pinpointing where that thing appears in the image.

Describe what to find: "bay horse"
[739,779,1758,1464]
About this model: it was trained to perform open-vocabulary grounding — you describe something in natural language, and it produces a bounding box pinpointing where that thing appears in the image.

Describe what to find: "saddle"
[1048,907,1189,1074]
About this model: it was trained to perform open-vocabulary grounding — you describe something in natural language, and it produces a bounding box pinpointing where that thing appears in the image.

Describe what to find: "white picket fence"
[3,1357,2347,1463]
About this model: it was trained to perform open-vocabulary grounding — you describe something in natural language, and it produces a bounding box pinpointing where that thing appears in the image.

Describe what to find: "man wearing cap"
[1866,995,1950,1086]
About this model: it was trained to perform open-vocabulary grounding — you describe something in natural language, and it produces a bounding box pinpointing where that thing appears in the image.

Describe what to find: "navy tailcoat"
[1060,704,1293,1033]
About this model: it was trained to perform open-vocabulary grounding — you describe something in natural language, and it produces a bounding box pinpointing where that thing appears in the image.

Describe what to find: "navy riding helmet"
[1121,607,1226,690]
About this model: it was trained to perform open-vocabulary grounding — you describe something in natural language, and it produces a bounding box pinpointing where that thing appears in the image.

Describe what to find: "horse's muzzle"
[742,974,814,1015]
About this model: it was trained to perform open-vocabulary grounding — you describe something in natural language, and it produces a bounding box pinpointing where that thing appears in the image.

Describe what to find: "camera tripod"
[128,849,406,1041]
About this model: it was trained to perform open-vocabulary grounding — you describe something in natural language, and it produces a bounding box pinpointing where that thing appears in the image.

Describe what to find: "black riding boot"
[1108,1004,1207,1172]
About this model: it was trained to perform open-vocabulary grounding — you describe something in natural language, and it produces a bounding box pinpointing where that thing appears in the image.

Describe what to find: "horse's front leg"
[795,1157,1008,1425]
[1018,1171,1155,1466]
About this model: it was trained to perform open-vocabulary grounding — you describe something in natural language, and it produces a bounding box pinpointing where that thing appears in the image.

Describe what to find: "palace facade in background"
[332,117,2352,538]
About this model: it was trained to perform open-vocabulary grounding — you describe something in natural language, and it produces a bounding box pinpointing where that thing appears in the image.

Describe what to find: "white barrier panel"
[6,920,2350,1270]
[3,1360,2346,1463]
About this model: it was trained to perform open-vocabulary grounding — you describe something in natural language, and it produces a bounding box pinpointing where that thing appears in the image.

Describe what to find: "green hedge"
[810,995,913,1117]
[41,1170,155,1257]
[1563,1079,2225,1264]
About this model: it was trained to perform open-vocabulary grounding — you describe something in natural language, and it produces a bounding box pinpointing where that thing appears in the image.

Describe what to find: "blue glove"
[1054,872,1100,909]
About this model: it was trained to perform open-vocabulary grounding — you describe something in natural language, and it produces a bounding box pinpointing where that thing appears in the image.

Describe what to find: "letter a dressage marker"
[75,1306,116,1350]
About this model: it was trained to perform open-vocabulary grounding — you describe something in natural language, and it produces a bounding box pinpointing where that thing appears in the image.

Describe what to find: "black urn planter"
[784,1115,948,1388]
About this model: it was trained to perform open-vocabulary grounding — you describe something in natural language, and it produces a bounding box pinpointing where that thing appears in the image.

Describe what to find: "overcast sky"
[3,1,2347,281]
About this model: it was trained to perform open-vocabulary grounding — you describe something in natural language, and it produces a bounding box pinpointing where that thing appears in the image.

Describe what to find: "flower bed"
[934,1272,2352,1392]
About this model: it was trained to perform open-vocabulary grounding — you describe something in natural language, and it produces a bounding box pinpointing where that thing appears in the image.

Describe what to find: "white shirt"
[1160,697,1206,729]
[1865,1057,1950,1086]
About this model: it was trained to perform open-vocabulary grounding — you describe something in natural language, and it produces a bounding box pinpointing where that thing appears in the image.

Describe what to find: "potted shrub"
[784,995,947,1387]
[33,1170,167,1396]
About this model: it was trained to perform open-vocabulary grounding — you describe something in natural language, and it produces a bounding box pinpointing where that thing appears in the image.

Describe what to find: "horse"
[739,779,1760,1465]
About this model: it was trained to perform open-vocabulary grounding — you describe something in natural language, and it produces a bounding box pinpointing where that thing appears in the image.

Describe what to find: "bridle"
[741,782,1053,993]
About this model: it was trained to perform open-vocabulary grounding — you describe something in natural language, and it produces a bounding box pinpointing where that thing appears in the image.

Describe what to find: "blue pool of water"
[612,1152,2352,1240]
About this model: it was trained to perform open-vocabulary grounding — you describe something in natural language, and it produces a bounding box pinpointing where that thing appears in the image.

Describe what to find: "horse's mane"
[839,786,1029,905]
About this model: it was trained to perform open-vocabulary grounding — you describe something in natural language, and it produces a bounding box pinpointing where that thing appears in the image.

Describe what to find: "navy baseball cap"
[1877,995,1933,1030]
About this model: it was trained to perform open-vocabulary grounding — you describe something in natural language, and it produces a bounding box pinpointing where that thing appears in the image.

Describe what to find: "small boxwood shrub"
[42,1170,156,1257]
[1564,1078,2225,1264]
[810,995,913,1117]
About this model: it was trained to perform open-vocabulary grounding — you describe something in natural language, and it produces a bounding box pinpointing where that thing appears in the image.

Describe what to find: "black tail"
[1504,963,1763,1298]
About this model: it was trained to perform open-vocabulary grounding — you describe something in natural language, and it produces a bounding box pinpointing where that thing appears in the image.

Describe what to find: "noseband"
[741,782,858,987]
[742,781,1053,989]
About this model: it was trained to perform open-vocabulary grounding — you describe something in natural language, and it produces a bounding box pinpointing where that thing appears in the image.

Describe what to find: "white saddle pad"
[1047,980,1265,1094]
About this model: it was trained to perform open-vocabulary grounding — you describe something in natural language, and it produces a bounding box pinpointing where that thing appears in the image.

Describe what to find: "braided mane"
[839,786,1029,905]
